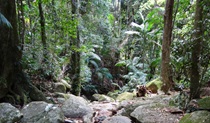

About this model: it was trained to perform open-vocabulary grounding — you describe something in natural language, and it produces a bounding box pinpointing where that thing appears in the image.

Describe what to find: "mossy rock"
[54,92,70,99]
[116,92,135,101]
[93,94,115,102]
[146,78,163,93]
[107,90,120,99]
[198,96,210,109]
[54,82,66,93]
[179,111,210,123]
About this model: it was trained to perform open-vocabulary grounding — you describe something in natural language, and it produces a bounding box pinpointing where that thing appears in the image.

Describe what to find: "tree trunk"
[190,0,203,99]
[0,0,46,105]
[70,0,81,96]
[17,0,25,50]
[38,0,48,63]
[161,0,174,94]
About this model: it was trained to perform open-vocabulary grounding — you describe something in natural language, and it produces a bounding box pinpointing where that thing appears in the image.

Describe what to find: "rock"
[146,78,163,93]
[54,92,70,99]
[61,94,93,123]
[107,91,119,99]
[198,96,210,108]
[56,97,66,104]
[200,88,210,97]
[0,103,23,123]
[116,92,134,101]
[102,116,131,123]
[179,111,210,123]
[117,100,151,117]
[130,103,181,123]
[54,83,66,93]
[21,101,64,123]
[93,94,115,102]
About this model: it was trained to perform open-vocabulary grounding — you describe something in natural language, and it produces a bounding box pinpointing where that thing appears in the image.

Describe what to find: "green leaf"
[151,58,161,67]
[132,57,140,65]
[97,72,103,80]
[89,60,99,68]
[89,52,101,61]
[115,61,126,67]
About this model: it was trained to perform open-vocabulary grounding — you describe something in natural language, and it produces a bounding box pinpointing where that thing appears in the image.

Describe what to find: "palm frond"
[0,13,12,28]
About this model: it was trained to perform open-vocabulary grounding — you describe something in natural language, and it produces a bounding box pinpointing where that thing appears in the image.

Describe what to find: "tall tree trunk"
[161,0,174,94]
[190,0,203,99]
[0,0,46,105]
[70,0,81,96]
[0,0,20,99]
[17,0,25,50]
[38,0,48,63]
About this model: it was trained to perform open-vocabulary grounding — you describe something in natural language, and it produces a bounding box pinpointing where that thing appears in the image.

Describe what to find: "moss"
[146,78,163,91]
[116,92,135,101]
[179,113,191,123]
[54,83,66,93]
[179,111,210,123]
[93,94,115,102]
[107,90,120,99]
[198,96,210,108]
[54,92,70,99]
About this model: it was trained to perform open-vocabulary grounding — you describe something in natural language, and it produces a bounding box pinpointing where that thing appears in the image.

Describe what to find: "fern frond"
[0,13,12,28]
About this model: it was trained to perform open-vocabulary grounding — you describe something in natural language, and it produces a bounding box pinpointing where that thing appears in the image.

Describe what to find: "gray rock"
[61,94,93,123]
[0,103,23,123]
[56,97,66,104]
[102,116,131,123]
[21,101,64,123]
[130,103,180,123]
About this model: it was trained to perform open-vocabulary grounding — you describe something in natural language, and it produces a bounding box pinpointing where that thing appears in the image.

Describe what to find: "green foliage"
[18,0,210,95]
[107,13,115,25]
[96,68,113,80]
[116,57,148,92]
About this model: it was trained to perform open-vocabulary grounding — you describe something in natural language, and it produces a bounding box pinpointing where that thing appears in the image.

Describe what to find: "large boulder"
[21,101,64,123]
[0,103,23,123]
[117,99,152,117]
[61,94,93,123]
[179,111,210,123]
[93,94,115,102]
[102,116,131,123]
[130,98,181,123]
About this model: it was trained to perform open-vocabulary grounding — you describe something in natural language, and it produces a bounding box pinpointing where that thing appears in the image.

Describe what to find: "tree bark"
[0,0,20,99]
[38,0,48,62]
[190,0,203,99]
[70,0,81,96]
[161,0,174,94]
[0,0,46,105]
[17,0,25,50]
